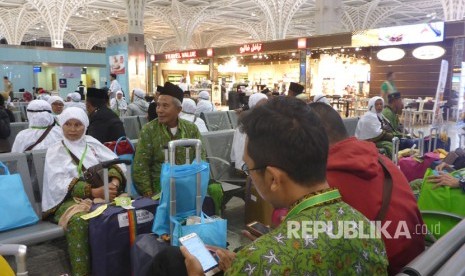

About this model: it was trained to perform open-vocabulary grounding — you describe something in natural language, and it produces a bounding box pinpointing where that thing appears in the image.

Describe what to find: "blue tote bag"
[171,212,227,248]
[0,162,39,232]
[152,160,210,236]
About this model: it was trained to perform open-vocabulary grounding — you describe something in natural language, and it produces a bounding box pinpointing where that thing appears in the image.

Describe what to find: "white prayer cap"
[182,98,196,114]
[48,96,64,105]
[116,90,123,96]
[314,94,330,105]
[134,88,145,99]
[70,92,81,102]
[26,100,54,127]
[248,93,268,109]
[198,91,210,100]
[59,107,89,129]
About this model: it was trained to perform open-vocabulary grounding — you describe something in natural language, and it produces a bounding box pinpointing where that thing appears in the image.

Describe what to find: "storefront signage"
[376,48,405,61]
[353,22,444,47]
[165,51,197,60]
[239,43,263,54]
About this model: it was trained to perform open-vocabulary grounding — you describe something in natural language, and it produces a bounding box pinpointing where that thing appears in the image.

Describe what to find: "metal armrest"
[0,244,28,275]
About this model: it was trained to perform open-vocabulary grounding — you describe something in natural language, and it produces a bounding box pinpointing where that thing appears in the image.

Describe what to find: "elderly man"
[133,82,204,196]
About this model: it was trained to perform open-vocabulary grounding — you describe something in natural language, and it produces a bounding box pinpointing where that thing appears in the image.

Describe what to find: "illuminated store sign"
[376,48,405,61]
[412,45,445,60]
[165,51,197,60]
[239,43,263,54]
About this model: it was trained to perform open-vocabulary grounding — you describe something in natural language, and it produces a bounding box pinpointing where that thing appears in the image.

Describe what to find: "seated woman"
[355,96,394,157]
[180,98,208,133]
[11,99,63,152]
[41,107,126,276]
[110,90,128,117]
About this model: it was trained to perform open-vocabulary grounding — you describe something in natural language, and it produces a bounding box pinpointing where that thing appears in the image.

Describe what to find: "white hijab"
[314,94,331,105]
[110,91,128,112]
[231,94,269,170]
[195,91,216,115]
[11,100,63,152]
[42,107,126,212]
[180,98,208,133]
[355,96,384,140]
[248,93,268,109]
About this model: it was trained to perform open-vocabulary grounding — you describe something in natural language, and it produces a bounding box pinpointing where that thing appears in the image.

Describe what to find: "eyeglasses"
[241,163,266,176]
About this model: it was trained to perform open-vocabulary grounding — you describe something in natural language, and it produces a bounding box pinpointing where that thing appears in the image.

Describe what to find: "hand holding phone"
[179,233,220,276]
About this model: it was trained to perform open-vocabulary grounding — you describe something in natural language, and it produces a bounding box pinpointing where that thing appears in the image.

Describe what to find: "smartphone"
[179,233,220,276]
[246,221,271,237]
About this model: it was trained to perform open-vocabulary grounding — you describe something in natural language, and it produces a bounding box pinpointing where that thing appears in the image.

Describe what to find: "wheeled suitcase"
[132,139,210,276]
[88,159,159,276]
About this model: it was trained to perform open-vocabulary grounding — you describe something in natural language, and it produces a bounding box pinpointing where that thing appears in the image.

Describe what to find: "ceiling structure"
[0,0,461,54]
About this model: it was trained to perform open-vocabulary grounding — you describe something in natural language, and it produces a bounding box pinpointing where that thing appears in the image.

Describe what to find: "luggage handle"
[418,131,425,156]
[392,137,400,165]
[428,127,439,153]
[167,139,203,236]
[103,159,132,203]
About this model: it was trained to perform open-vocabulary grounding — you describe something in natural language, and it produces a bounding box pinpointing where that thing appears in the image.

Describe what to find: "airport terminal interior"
[1,0,465,275]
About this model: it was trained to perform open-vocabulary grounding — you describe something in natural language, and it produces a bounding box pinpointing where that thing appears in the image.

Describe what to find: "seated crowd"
[1,82,441,275]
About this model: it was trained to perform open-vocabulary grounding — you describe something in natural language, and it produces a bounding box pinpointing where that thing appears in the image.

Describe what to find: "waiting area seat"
[0,152,64,246]
[201,111,233,131]
[400,218,465,275]
[342,117,359,137]
[121,116,141,140]
[7,122,28,148]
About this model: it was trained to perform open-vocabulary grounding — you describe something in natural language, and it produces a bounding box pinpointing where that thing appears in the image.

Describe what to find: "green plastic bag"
[417,168,465,239]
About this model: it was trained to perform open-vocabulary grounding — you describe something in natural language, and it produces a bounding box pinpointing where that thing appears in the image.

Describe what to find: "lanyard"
[31,126,48,130]
[285,189,341,220]
[64,144,88,177]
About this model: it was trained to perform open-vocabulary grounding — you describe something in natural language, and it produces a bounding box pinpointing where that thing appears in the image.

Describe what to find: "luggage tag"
[81,204,108,220]
[115,196,134,210]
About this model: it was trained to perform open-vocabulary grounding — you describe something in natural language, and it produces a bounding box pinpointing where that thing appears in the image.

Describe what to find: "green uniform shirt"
[227,199,388,275]
[133,118,204,196]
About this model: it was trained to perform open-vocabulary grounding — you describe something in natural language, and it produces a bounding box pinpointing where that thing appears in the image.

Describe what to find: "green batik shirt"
[227,198,388,275]
[382,106,403,137]
[133,118,205,196]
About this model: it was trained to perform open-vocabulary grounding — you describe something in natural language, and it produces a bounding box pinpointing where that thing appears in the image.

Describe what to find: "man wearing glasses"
[176,97,388,275]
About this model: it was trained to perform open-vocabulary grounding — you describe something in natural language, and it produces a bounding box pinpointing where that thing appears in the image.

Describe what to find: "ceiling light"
[376,47,405,61]
[412,45,445,60]
[251,12,256,16]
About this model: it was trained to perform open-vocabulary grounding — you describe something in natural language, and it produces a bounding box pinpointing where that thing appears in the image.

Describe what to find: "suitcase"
[132,139,209,276]
[88,159,159,276]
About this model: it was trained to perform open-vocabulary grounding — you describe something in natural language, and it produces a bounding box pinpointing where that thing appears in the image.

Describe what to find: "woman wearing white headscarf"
[110,90,128,117]
[313,94,331,105]
[355,96,394,157]
[195,90,216,116]
[48,96,65,115]
[42,107,126,276]
[180,98,208,133]
[231,93,268,170]
[65,92,87,112]
[127,88,149,116]
[11,100,63,152]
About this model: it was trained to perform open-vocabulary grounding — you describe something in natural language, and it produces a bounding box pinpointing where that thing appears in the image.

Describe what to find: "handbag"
[104,136,135,161]
[417,168,465,239]
[171,212,227,248]
[63,141,105,188]
[152,161,210,236]
[0,161,39,231]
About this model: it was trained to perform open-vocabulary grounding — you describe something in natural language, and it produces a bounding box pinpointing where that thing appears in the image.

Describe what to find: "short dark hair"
[3,76,7,80]
[387,71,394,78]
[240,97,328,185]
[309,102,349,144]
[86,96,107,108]
[110,74,117,79]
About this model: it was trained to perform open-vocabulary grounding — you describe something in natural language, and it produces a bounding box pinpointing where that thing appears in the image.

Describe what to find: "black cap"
[261,88,270,94]
[289,82,304,95]
[156,85,164,93]
[388,92,401,101]
[87,88,109,100]
[159,82,183,103]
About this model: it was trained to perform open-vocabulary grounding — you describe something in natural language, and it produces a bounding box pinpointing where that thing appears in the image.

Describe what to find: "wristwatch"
[459,177,465,192]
